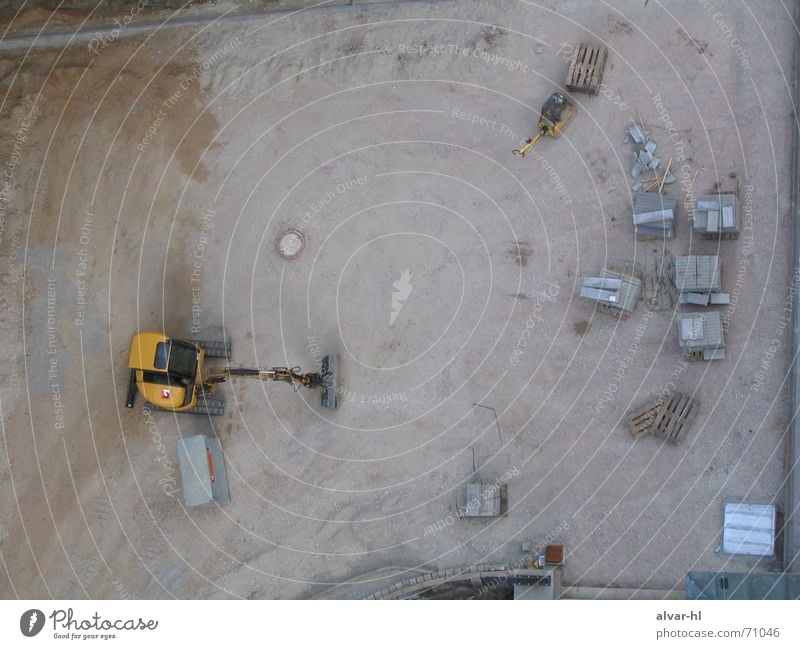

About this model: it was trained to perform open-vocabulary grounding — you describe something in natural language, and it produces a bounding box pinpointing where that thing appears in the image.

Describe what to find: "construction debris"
[579,264,643,319]
[626,122,679,194]
[626,390,698,444]
[693,193,740,239]
[628,119,664,181]
[673,255,730,305]
[677,311,726,360]
[565,43,608,95]
[632,192,679,239]
[628,124,645,144]
[643,252,678,311]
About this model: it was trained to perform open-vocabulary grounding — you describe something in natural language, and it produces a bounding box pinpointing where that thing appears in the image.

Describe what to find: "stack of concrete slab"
[673,255,730,305]
[677,311,726,360]
[632,192,678,239]
[693,194,739,239]
[579,268,642,318]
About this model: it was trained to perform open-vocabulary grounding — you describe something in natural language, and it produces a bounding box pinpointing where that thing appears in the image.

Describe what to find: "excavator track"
[320,354,338,409]
[153,396,225,417]
[192,338,232,359]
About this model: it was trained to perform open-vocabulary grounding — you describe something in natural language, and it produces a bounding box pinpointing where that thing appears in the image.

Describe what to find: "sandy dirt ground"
[0,0,795,599]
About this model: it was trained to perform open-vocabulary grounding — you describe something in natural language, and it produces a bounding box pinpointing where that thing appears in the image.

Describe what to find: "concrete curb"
[560,586,683,600]
[364,564,515,599]
[362,564,682,600]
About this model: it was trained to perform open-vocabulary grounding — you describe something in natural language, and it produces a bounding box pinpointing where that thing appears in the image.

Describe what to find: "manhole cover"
[278,229,304,259]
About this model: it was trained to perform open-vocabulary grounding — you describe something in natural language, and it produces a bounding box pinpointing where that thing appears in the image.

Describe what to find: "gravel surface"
[0,0,793,598]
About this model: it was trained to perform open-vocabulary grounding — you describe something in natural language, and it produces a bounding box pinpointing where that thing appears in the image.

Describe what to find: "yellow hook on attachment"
[512,131,544,157]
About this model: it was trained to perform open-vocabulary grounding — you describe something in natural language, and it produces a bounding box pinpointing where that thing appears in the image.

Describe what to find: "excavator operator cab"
[126,333,204,411]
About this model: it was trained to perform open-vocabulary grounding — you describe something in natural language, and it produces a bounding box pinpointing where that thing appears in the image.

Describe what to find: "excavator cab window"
[167,340,199,380]
[142,371,172,385]
[142,339,199,408]
[154,342,169,369]
[152,339,198,380]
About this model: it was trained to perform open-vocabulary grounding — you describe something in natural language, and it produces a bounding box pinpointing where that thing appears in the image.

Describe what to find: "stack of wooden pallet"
[626,391,698,445]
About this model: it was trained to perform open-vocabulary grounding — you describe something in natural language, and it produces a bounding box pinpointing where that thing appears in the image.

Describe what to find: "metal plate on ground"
[461,482,508,517]
[177,435,230,508]
[626,391,697,444]
[722,502,776,557]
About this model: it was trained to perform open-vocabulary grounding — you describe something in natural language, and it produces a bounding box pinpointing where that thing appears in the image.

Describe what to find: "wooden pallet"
[636,231,674,241]
[566,44,608,95]
[595,302,629,320]
[608,262,643,281]
[626,391,697,445]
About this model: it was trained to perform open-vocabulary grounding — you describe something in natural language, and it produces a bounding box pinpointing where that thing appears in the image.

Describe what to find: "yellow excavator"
[513,92,575,158]
[125,332,337,415]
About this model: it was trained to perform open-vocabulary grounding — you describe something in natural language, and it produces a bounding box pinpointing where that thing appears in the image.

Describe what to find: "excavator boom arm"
[202,366,321,389]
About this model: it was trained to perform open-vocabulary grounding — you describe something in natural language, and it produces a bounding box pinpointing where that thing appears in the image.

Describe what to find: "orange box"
[544,544,564,565]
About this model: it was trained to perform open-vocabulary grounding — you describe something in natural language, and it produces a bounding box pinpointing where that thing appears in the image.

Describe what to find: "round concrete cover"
[278,229,304,259]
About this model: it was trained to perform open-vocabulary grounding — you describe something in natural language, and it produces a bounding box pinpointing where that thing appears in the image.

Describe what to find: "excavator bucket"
[320,355,338,409]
